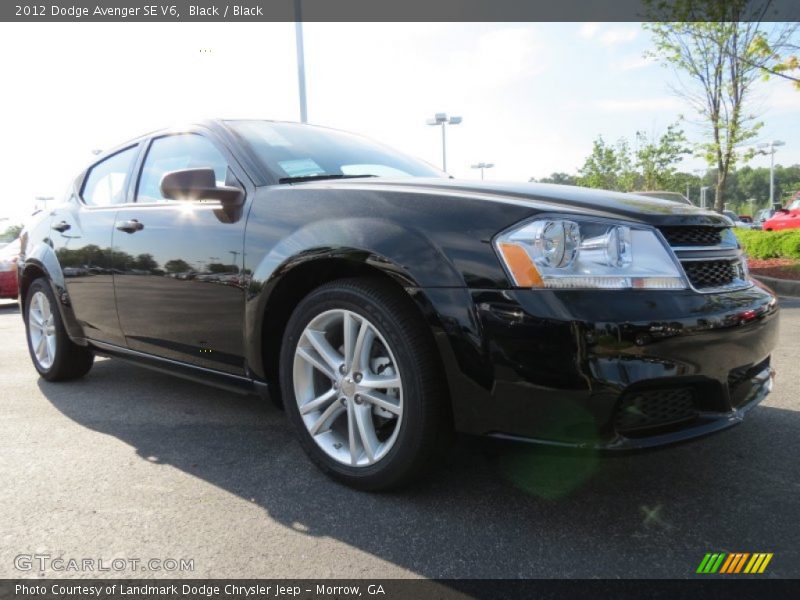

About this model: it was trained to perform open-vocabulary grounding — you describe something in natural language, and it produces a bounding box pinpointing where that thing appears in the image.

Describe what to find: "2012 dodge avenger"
[18,120,778,489]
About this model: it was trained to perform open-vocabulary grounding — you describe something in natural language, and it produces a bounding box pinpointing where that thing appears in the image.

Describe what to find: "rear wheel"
[280,278,448,490]
[25,278,94,381]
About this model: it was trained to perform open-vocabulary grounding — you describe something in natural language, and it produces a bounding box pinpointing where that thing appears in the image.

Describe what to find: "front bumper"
[425,281,779,449]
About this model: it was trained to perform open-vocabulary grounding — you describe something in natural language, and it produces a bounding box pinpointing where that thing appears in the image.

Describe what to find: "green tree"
[644,1,797,211]
[133,253,158,271]
[206,262,239,274]
[670,171,705,203]
[577,136,637,192]
[736,166,770,206]
[164,259,191,274]
[634,122,691,190]
[0,224,23,242]
[749,34,799,89]
[530,172,578,186]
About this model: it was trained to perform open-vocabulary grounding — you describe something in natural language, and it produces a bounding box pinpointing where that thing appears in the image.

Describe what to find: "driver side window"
[136,134,229,203]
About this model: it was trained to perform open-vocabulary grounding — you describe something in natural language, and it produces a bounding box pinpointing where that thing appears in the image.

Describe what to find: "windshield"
[226,121,444,183]
[789,199,800,210]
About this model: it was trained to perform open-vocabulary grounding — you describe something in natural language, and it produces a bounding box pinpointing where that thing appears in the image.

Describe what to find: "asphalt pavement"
[1,297,799,579]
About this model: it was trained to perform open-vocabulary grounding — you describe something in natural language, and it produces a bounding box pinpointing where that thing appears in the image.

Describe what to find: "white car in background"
[723,210,757,229]
[722,210,756,229]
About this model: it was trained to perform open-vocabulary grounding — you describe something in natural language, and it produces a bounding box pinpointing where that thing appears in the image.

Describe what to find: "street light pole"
[427,113,462,172]
[691,167,707,206]
[471,162,494,180]
[441,124,446,172]
[756,140,785,206]
[294,1,308,123]
[700,186,713,209]
[35,196,54,212]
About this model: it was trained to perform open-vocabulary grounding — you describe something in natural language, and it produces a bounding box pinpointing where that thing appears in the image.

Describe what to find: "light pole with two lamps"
[756,140,786,207]
[426,113,462,172]
[471,162,494,180]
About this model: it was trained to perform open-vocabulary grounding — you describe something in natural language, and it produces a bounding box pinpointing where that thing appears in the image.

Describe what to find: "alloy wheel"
[292,309,403,467]
[28,290,57,370]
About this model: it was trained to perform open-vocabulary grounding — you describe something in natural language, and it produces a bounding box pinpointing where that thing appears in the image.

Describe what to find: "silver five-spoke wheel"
[28,290,57,370]
[293,309,403,467]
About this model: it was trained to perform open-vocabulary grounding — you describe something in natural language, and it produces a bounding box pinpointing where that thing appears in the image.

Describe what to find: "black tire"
[24,277,94,381]
[280,277,449,490]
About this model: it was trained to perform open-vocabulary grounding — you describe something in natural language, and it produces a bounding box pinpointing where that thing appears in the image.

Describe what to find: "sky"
[0,21,798,224]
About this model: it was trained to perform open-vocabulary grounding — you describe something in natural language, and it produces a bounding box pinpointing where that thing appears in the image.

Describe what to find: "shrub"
[734,229,800,260]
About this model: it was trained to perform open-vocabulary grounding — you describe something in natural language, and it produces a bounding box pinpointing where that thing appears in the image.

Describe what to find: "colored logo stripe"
[697,552,773,574]
[744,553,773,574]
[720,553,749,573]
[697,553,726,573]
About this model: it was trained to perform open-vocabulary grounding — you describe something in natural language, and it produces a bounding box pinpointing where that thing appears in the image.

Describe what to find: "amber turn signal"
[497,242,544,287]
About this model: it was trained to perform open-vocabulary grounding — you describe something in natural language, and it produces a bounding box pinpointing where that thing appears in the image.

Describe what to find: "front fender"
[247,216,465,290]
[242,217,467,380]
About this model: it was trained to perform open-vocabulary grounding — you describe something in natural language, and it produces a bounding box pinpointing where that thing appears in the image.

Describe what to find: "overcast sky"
[0,21,798,223]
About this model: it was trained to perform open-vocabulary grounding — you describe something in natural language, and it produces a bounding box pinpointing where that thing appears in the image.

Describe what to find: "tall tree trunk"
[715,171,727,213]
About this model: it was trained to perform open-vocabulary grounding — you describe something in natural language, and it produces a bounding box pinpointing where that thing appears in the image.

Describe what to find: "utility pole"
[294,0,308,123]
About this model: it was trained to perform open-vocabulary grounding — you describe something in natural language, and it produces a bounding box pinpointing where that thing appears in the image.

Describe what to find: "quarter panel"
[19,207,88,343]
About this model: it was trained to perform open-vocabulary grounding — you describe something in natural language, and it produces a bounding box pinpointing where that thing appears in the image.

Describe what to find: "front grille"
[683,260,738,289]
[614,387,698,434]
[660,226,723,247]
[658,224,748,292]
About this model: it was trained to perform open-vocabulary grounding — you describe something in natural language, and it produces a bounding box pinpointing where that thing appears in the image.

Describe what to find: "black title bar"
[3,579,800,600]
[3,0,799,22]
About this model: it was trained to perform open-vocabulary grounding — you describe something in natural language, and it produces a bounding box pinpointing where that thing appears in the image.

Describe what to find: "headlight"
[494,217,686,290]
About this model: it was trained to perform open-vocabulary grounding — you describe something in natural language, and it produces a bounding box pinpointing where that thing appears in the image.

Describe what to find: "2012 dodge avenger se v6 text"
[18,120,778,489]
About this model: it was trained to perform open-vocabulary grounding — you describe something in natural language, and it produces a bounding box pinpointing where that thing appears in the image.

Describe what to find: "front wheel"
[25,278,94,381]
[280,278,449,490]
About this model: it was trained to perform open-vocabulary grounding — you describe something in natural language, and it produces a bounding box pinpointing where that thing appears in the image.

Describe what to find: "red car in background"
[0,238,20,300]
[764,195,800,231]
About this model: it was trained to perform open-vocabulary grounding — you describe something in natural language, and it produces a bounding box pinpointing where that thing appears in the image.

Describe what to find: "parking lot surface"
[1,297,799,579]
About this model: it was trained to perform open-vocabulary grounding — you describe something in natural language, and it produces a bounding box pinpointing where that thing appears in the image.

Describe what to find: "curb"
[753,275,800,298]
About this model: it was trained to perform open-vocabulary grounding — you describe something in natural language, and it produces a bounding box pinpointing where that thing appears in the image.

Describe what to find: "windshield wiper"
[278,174,378,184]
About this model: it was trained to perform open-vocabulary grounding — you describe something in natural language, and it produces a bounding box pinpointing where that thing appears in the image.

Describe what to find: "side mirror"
[160,168,243,206]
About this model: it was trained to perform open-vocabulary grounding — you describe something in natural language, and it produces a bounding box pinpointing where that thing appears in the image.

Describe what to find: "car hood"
[312,178,729,227]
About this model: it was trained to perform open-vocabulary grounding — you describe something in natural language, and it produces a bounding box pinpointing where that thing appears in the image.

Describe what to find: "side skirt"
[89,340,271,400]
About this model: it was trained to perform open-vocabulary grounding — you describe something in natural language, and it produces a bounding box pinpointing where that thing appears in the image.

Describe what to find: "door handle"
[52,221,71,232]
[116,219,144,234]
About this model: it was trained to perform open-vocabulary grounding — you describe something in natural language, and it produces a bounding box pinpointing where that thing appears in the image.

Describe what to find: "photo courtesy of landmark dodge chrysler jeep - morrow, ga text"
[17,120,779,490]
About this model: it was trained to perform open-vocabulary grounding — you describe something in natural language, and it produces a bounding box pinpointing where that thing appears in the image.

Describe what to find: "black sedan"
[18,120,778,490]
